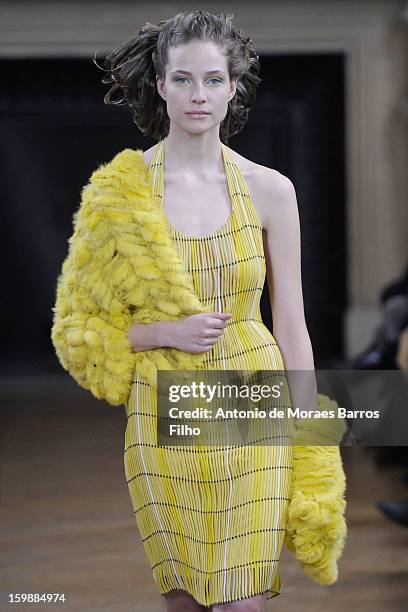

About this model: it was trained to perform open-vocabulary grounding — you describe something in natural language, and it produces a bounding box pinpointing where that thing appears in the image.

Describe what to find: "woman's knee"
[212,592,267,612]
[163,589,208,612]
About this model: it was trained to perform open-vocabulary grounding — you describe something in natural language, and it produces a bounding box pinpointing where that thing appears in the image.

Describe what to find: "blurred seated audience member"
[376,319,408,527]
[396,326,408,371]
[337,262,408,370]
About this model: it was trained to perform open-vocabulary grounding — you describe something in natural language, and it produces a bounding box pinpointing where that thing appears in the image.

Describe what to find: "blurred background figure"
[375,291,408,527]
[332,261,408,527]
[335,262,408,370]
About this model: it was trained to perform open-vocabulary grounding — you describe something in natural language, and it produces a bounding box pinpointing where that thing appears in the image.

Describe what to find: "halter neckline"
[150,137,238,241]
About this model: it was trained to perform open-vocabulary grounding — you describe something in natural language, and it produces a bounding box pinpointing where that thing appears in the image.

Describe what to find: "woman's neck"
[162,130,224,176]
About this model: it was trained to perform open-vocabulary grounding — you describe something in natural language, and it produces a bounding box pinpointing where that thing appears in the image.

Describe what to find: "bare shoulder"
[226,146,296,229]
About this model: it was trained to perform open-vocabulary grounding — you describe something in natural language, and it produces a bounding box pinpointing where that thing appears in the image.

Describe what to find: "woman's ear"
[229,79,237,101]
[156,74,166,100]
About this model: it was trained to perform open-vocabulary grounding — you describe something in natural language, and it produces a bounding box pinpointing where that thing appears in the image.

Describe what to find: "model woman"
[52,9,328,612]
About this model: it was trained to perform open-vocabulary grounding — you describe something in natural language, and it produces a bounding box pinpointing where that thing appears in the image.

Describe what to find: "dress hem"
[160,587,281,607]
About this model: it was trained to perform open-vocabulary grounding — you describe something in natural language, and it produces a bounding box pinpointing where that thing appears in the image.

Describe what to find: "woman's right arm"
[128,312,232,353]
[52,169,231,403]
[51,182,138,407]
[128,321,174,352]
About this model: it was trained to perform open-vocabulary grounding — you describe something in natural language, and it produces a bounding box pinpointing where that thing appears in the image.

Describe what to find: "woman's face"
[156,40,237,136]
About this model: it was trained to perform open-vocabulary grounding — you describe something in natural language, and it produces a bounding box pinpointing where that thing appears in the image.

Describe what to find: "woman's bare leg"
[163,589,211,612]
[212,592,268,612]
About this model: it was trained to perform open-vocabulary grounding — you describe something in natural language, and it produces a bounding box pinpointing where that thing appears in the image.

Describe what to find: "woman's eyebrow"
[170,69,226,75]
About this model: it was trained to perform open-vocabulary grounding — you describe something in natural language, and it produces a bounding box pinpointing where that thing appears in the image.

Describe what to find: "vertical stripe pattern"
[123,137,294,607]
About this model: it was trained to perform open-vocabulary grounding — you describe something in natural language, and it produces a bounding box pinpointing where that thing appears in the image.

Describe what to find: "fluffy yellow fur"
[51,148,214,405]
[51,148,347,585]
[285,393,347,584]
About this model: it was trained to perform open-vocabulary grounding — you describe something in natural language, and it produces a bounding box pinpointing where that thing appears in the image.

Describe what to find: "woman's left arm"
[253,168,317,412]
[252,170,347,579]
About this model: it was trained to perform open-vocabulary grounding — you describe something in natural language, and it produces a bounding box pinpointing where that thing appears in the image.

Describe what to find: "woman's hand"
[167,312,232,353]
[128,312,232,353]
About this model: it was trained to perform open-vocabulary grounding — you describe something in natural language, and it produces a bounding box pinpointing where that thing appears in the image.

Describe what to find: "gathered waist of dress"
[225,317,265,326]
[206,317,284,370]
[223,317,278,345]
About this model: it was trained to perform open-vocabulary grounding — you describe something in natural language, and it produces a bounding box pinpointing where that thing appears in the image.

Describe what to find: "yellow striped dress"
[124,137,295,607]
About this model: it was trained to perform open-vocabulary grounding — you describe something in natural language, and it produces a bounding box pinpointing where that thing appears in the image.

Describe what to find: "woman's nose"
[191,85,207,103]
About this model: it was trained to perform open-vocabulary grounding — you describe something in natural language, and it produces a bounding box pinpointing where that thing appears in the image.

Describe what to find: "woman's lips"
[186,112,210,118]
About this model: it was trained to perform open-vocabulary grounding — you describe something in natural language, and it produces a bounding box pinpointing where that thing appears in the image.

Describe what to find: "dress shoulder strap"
[148,141,163,212]
[221,145,263,231]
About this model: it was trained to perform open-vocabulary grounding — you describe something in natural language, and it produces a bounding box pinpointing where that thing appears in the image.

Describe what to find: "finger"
[204,329,223,337]
[192,343,212,353]
[211,313,232,319]
[208,320,228,329]
[202,340,217,348]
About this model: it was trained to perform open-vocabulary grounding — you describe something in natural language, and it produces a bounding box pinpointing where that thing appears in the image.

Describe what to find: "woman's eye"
[174,77,223,84]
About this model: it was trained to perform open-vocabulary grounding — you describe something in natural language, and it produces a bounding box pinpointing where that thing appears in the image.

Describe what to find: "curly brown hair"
[94,9,261,144]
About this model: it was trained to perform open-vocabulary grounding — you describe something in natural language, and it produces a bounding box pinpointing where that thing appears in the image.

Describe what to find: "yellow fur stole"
[51,148,213,405]
[51,148,347,586]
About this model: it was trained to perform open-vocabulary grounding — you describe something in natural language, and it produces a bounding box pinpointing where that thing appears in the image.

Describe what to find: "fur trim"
[284,393,348,584]
[51,148,212,406]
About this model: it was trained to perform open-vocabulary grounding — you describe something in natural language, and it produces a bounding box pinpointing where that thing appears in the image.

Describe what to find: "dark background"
[0,52,345,374]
